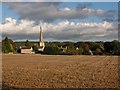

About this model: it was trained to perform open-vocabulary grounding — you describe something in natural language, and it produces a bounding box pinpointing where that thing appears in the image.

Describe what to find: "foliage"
[111,40,120,55]
[2,37,14,53]
[104,42,113,54]
[25,40,31,47]
[82,42,91,55]
[2,37,120,55]
[95,48,102,55]
[32,43,39,53]
[44,46,61,55]
[77,47,84,55]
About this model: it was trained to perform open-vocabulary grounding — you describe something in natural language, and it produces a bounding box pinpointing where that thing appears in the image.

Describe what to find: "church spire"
[40,26,44,43]
[38,25,45,52]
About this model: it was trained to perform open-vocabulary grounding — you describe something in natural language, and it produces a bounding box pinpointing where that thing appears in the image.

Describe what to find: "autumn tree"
[82,42,91,55]
[2,37,14,53]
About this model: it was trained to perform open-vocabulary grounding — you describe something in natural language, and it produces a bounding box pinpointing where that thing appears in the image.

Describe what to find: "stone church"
[21,26,45,54]
[38,26,45,52]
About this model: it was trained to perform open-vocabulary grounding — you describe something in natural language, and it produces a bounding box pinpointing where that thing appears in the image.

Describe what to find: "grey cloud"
[76,2,92,10]
[4,2,117,23]
[1,17,118,41]
[2,33,39,41]
[2,0,63,2]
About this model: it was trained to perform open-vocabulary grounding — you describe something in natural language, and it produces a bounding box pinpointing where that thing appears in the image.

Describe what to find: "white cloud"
[1,17,118,41]
[60,8,71,11]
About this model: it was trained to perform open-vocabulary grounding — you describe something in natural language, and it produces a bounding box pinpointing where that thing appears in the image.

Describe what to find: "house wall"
[21,49,33,54]
[38,42,45,52]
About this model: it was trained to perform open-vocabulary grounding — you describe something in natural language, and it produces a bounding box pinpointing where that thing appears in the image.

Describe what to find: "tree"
[95,48,102,55]
[104,42,113,54]
[78,47,84,55]
[3,37,14,53]
[112,40,120,55]
[104,40,120,55]
[44,46,61,55]
[5,37,11,52]
[32,43,39,53]
[25,40,30,47]
[82,42,91,55]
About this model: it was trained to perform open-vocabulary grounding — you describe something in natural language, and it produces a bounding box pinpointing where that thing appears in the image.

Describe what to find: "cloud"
[1,17,118,41]
[2,0,21,2]
[2,0,62,2]
[2,0,119,2]
[76,2,92,9]
[4,2,117,23]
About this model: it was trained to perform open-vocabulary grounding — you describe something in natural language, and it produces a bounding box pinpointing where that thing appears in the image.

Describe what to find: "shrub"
[95,48,102,55]
[44,46,61,55]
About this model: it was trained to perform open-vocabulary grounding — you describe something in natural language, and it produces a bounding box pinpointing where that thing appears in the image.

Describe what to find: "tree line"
[2,37,120,55]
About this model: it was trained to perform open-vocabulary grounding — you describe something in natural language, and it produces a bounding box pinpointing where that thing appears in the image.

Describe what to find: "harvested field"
[2,54,119,89]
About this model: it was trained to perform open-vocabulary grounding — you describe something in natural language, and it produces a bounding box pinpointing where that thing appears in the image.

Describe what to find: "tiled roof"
[21,46,31,49]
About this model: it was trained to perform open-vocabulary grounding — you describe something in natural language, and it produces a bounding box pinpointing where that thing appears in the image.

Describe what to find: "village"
[1,1,120,89]
[1,26,120,55]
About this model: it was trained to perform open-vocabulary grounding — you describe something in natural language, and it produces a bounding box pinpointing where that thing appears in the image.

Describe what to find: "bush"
[44,46,61,55]
[95,48,102,55]
[32,44,39,53]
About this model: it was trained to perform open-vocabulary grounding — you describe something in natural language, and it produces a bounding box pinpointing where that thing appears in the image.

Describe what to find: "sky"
[1,0,120,2]
[0,1,119,42]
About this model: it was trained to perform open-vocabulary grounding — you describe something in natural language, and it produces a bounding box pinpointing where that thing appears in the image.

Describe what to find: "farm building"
[20,46,34,54]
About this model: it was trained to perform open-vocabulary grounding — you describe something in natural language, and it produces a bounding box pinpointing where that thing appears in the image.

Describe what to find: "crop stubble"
[2,54,119,88]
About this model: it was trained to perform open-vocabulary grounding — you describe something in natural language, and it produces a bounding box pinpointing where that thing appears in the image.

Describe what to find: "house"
[58,45,68,52]
[20,46,34,54]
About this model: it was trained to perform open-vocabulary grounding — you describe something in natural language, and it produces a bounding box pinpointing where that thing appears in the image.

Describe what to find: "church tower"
[38,26,45,52]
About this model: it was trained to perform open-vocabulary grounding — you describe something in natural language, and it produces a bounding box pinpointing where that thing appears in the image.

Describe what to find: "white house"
[20,46,34,54]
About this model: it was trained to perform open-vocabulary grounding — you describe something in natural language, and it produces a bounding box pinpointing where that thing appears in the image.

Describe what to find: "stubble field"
[2,54,119,89]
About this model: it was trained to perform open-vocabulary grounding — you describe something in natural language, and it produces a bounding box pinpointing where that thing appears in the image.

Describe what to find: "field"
[2,54,119,89]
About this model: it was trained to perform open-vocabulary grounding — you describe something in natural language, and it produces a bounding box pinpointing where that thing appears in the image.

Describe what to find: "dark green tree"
[4,37,14,53]
[44,46,61,55]
[78,47,84,55]
[25,40,30,47]
[32,44,39,53]
[112,40,120,55]
[104,42,113,54]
